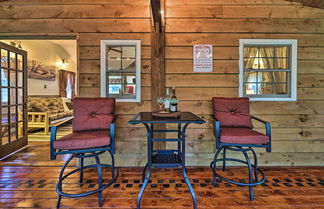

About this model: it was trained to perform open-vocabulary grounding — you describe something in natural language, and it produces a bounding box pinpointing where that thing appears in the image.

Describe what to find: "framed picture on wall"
[27,59,56,81]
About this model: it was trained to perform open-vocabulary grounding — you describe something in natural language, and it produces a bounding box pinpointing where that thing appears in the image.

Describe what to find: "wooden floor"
[1,141,324,208]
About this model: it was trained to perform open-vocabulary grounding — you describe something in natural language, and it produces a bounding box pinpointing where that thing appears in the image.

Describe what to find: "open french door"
[0,42,28,159]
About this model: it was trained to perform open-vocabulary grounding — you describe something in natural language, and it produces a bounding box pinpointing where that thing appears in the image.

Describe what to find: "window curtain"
[243,47,258,83]
[259,48,286,94]
[59,70,69,97]
[69,72,76,99]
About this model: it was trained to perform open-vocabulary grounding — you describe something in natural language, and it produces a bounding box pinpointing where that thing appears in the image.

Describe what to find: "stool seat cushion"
[53,131,111,150]
[220,128,269,145]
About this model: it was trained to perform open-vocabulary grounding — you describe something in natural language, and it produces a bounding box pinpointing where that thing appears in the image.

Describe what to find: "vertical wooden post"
[150,0,166,150]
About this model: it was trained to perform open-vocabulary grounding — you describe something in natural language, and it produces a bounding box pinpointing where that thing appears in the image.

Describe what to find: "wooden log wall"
[0,0,323,166]
[164,0,324,166]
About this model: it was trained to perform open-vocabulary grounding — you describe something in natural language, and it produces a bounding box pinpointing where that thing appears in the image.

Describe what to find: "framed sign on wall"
[193,45,213,72]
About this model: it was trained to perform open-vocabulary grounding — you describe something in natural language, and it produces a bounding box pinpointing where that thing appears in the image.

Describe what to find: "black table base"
[129,112,205,209]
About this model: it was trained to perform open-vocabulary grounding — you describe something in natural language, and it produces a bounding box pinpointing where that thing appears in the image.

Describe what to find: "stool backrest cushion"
[72,98,115,132]
[212,97,253,128]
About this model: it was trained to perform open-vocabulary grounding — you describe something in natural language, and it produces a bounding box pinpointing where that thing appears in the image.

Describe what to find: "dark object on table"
[152,111,180,118]
[210,97,271,201]
[50,98,118,208]
[129,112,205,209]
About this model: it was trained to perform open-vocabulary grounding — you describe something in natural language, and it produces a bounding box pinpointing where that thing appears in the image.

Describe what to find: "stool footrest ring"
[56,165,118,198]
[210,159,265,186]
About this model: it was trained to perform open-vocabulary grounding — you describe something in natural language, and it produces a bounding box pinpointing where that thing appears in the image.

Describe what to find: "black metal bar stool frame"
[50,123,119,208]
[210,116,271,201]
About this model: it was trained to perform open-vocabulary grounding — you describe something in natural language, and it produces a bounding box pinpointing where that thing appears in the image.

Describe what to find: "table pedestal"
[136,123,197,209]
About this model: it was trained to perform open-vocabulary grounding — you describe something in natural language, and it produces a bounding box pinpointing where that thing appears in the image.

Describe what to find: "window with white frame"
[239,39,297,101]
[100,40,141,102]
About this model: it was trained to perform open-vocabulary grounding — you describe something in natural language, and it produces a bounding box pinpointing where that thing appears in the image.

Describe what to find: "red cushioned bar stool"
[210,97,271,200]
[50,98,118,208]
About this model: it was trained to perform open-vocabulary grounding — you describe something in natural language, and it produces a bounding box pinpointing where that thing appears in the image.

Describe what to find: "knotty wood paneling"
[165,0,324,166]
[0,0,152,167]
[1,0,323,166]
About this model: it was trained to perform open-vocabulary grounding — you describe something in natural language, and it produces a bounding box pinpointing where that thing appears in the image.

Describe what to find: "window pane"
[122,46,136,58]
[244,83,257,95]
[275,46,289,58]
[259,58,274,69]
[122,59,135,70]
[275,58,289,69]
[259,47,274,58]
[259,83,287,95]
[257,72,287,83]
[1,68,8,86]
[108,59,121,70]
[1,49,8,68]
[244,71,257,83]
[243,47,258,58]
[109,84,122,95]
[10,52,16,69]
[107,46,121,70]
[124,74,136,95]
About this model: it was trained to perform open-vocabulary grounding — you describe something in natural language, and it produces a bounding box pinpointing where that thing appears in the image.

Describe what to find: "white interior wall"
[2,40,77,96]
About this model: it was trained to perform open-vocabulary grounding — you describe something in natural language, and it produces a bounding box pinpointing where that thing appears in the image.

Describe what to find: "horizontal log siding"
[0,0,152,166]
[1,0,323,166]
[165,0,324,166]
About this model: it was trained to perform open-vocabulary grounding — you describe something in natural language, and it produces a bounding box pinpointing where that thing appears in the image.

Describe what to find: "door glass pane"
[1,69,8,86]
[17,54,23,70]
[2,106,9,125]
[18,121,24,138]
[10,88,16,104]
[9,52,16,69]
[1,125,9,145]
[1,88,8,104]
[1,49,8,68]
[10,70,16,87]
[10,106,16,123]
[18,105,23,121]
[9,125,17,142]
[18,88,23,104]
[17,71,23,87]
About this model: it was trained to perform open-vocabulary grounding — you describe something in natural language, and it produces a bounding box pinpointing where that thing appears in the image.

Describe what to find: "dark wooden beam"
[286,0,324,9]
[150,0,162,32]
[150,0,166,150]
